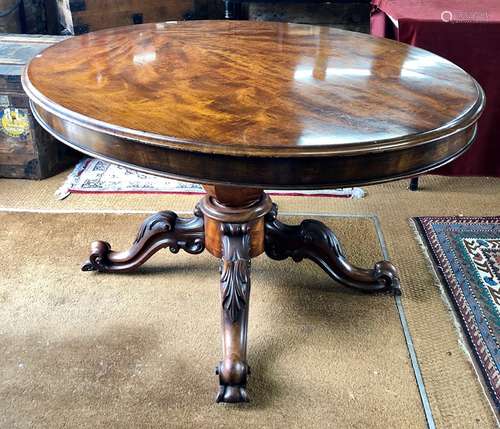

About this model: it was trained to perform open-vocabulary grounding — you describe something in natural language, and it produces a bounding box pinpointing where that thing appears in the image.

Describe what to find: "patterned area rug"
[55,158,365,200]
[414,216,500,411]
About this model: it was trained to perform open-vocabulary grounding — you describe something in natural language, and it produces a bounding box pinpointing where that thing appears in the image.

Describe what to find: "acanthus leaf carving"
[220,223,251,323]
[133,211,177,244]
[221,259,249,322]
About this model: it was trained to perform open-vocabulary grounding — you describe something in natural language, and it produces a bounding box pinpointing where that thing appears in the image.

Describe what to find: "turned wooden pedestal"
[82,186,400,403]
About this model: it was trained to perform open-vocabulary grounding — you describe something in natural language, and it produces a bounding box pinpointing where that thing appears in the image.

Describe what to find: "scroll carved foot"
[216,223,251,403]
[82,207,205,273]
[264,204,401,295]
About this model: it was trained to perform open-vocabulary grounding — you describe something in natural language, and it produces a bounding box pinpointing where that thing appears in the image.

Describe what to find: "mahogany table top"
[22,21,485,188]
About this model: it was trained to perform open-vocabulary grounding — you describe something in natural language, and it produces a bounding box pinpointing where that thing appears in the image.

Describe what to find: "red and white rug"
[56,158,365,200]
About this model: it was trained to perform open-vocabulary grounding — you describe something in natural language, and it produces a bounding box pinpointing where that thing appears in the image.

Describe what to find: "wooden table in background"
[22,21,484,403]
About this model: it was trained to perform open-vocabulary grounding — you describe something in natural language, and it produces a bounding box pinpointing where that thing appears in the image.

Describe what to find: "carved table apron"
[22,21,484,403]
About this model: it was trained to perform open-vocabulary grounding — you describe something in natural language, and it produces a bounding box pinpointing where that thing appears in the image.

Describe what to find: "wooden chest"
[53,0,195,34]
[0,34,79,179]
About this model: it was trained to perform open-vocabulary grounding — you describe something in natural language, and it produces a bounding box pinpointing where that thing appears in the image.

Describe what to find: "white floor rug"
[56,158,365,200]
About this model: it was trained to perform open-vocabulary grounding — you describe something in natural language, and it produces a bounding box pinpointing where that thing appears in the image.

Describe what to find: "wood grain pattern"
[23,21,483,155]
[22,20,484,188]
[203,185,263,207]
[204,216,265,258]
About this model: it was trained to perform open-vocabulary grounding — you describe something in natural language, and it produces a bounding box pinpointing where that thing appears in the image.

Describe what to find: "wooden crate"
[53,0,195,34]
[0,34,80,179]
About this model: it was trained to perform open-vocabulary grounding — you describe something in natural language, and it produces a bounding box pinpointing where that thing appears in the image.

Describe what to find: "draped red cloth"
[371,0,500,176]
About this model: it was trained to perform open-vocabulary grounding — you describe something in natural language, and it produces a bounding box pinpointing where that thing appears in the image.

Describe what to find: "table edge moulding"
[22,21,485,189]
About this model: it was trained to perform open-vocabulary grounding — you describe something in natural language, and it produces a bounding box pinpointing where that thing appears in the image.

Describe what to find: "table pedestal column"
[81,186,400,403]
[199,186,273,403]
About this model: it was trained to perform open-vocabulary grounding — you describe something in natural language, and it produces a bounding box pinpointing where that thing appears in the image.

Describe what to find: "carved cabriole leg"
[81,206,205,272]
[216,223,251,403]
[198,188,273,403]
[264,204,401,295]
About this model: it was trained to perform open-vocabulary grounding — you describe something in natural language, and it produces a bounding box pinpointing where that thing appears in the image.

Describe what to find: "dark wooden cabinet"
[224,0,371,33]
[49,0,195,35]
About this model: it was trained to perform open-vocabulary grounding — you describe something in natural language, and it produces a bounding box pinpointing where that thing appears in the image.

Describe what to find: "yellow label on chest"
[1,108,30,137]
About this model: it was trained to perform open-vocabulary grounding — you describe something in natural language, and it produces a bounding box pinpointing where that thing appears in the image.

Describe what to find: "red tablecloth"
[371,0,500,176]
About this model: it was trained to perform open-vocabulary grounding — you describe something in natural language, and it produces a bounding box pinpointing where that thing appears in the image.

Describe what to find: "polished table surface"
[22,21,484,404]
[23,20,484,188]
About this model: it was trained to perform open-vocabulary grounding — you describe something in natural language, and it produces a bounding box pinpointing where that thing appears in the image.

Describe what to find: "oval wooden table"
[22,21,484,403]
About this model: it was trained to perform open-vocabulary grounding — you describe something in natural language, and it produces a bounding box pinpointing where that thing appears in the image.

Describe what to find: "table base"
[82,186,401,403]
